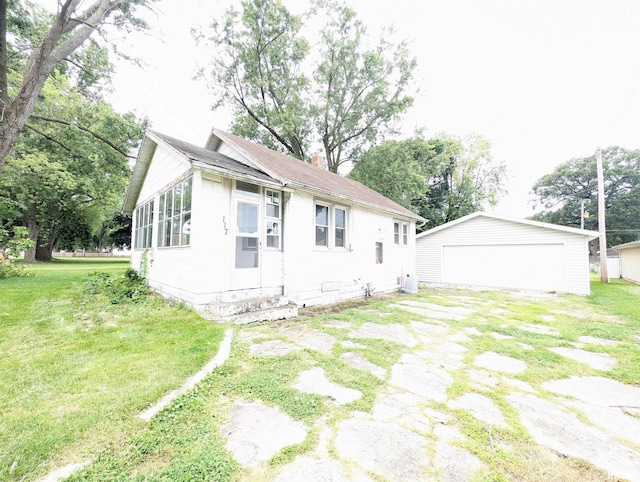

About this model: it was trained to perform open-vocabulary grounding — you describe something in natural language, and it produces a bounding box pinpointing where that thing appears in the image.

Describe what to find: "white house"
[416,212,599,295]
[122,129,423,322]
[613,240,640,284]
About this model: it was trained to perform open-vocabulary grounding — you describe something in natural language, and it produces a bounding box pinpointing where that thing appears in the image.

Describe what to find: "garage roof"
[417,211,600,239]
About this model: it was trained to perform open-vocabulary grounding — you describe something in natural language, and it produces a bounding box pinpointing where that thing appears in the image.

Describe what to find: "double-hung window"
[315,202,348,249]
[158,176,192,247]
[265,189,281,249]
[315,204,329,247]
[134,200,154,249]
[394,221,409,246]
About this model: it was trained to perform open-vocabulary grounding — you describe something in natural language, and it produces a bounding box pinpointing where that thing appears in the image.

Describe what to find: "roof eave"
[613,240,640,250]
[191,160,282,188]
[122,136,157,215]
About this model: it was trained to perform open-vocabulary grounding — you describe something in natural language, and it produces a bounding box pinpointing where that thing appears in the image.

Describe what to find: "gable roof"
[207,128,423,221]
[124,128,424,221]
[416,211,600,239]
[122,130,279,215]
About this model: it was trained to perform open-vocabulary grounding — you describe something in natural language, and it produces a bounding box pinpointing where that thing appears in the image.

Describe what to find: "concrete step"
[205,295,289,317]
[201,302,298,325]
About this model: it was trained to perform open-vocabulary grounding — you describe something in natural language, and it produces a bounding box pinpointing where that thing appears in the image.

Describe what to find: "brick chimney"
[311,154,326,169]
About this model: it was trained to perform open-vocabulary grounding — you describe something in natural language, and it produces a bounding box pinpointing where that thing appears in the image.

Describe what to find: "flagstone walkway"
[223,297,640,482]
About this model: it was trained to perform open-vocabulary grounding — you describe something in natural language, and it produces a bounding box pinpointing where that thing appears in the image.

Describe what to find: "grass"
[0,258,227,481]
[4,265,640,481]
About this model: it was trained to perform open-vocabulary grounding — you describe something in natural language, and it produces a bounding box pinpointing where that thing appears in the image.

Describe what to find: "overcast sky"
[107,0,640,218]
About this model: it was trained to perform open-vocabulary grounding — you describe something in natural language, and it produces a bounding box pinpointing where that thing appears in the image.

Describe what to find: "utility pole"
[596,148,608,283]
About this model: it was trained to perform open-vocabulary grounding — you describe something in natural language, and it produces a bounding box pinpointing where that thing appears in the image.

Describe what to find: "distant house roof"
[613,240,640,250]
[124,128,423,221]
[206,129,423,221]
[416,211,600,239]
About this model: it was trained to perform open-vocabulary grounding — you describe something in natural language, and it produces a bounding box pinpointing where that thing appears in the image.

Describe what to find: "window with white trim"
[158,176,192,247]
[335,208,346,248]
[394,221,408,246]
[315,204,329,247]
[265,189,281,249]
[375,242,384,264]
[314,202,348,249]
[134,200,154,249]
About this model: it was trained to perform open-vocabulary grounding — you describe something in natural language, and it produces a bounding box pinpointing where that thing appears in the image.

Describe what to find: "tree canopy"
[0,0,148,261]
[0,0,155,167]
[197,0,416,173]
[530,146,640,246]
[349,134,507,230]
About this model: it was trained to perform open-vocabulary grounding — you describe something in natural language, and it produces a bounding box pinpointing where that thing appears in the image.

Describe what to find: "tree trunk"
[23,220,39,263]
[35,237,54,262]
[0,0,8,106]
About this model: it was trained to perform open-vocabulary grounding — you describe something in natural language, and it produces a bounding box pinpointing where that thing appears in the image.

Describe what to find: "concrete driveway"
[218,288,640,481]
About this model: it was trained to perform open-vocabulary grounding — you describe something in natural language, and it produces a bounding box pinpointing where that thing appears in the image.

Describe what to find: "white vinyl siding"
[618,244,640,283]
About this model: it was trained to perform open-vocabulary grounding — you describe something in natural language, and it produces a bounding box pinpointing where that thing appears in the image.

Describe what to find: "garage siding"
[619,246,640,284]
[416,215,592,295]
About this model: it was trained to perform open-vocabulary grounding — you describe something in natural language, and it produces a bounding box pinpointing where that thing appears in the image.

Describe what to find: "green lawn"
[0,258,226,481]
[3,263,639,481]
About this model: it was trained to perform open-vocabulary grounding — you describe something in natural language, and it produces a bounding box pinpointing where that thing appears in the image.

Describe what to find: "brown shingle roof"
[153,131,275,184]
[211,128,424,221]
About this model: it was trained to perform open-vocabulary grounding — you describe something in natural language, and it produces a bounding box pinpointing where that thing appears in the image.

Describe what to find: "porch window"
[134,199,154,250]
[158,176,192,247]
[265,189,281,249]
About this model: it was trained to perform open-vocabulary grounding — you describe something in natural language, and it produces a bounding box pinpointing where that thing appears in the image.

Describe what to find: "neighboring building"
[416,212,599,295]
[613,240,640,284]
[123,129,423,322]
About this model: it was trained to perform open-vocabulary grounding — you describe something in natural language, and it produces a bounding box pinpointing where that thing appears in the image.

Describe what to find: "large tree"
[0,0,154,167]
[531,146,640,246]
[1,64,144,262]
[349,134,507,230]
[198,0,416,173]
[1,1,147,261]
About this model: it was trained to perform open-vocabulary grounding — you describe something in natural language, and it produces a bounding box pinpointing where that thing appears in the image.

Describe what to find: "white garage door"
[442,244,566,292]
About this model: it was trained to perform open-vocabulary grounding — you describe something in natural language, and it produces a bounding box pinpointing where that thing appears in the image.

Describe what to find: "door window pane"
[235,236,259,268]
[237,202,258,233]
[236,181,260,196]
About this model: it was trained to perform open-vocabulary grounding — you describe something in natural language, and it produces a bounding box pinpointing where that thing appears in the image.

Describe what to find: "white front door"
[232,199,262,289]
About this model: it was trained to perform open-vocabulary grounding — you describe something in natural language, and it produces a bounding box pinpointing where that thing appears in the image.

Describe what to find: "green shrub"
[83,268,150,304]
[0,261,34,279]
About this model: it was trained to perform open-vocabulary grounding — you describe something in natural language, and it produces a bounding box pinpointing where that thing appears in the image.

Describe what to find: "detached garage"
[416,212,599,295]
[613,240,640,284]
